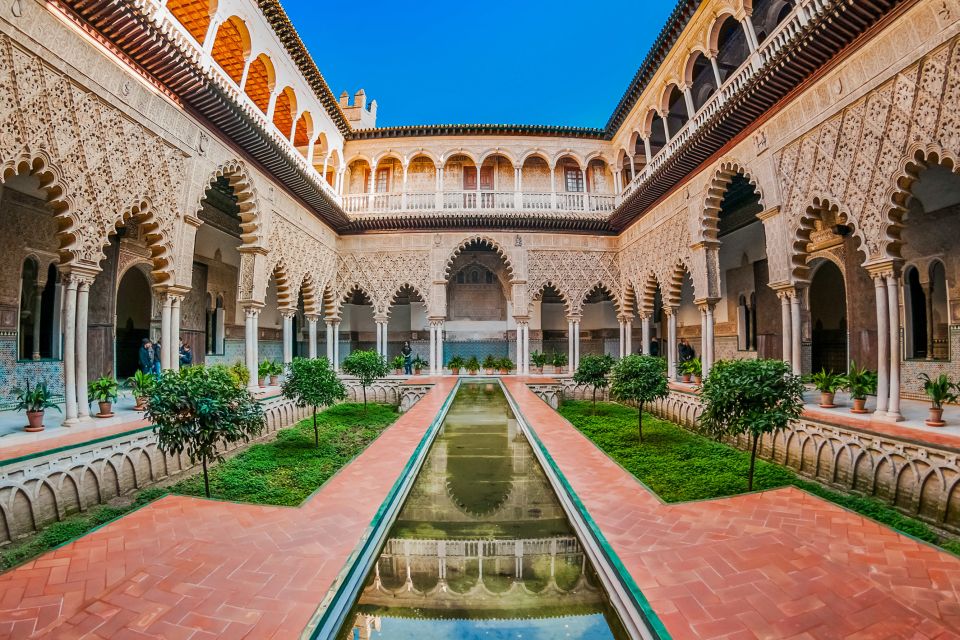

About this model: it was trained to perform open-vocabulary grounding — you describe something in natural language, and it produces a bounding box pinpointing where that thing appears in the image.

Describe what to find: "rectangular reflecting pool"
[336,381,629,639]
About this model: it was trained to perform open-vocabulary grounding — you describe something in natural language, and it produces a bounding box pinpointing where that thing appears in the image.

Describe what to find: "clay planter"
[96,401,114,418]
[543,365,556,375]
[499,368,508,375]
[24,410,45,432]
[269,375,280,386]
[260,378,268,389]
[693,375,702,385]
[850,398,869,414]
[450,368,460,376]
[414,368,422,376]
[819,392,837,408]
[926,407,946,427]
[532,366,543,374]
[681,374,692,383]
[468,369,478,376]
[134,397,147,411]
[394,368,403,376]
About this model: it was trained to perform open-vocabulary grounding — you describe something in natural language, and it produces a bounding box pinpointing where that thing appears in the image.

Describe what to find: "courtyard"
[2,0,960,637]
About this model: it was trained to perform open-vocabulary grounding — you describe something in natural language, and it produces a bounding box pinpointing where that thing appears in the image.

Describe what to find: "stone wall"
[0,395,311,545]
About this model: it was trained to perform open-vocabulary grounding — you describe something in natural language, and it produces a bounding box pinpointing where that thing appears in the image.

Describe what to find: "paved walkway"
[502,378,960,639]
[0,380,456,639]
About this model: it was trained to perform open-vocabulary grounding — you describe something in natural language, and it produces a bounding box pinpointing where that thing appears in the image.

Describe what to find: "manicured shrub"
[610,354,669,442]
[573,353,615,410]
[281,357,346,447]
[341,349,389,411]
[699,359,804,490]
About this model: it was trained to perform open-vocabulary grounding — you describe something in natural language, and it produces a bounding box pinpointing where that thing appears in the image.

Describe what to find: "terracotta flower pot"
[499,368,508,375]
[693,375,702,385]
[270,375,280,386]
[850,397,869,414]
[926,407,946,427]
[681,374,692,383]
[97,401,114,418]
[533,366,543,374]
[468,370,478,376]
[134,396,147,411]
[25,410,44,432]
[414,368,422,375]
[394,368,402,376]
[819,392,836,408]
[451,368,460,375]
[543,365,556,374]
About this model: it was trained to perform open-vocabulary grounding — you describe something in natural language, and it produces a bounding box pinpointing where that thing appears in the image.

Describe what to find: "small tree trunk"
[362,385,368,413]
[592,387,597,413]
[748,432,759,491]
[313,407,319,448]
[202,456,210,498]
[638,401,644,443]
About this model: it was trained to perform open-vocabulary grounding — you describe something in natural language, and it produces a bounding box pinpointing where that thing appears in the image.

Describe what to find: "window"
[18,258,60,360]
[565,167,584,192]
[375,168,390,193]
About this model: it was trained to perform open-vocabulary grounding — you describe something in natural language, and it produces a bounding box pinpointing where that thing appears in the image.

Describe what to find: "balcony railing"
[619,0,827,200]
[343,190,618,215]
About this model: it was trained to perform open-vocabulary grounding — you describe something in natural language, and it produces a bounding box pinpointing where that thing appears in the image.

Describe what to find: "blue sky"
[282,0,678,129]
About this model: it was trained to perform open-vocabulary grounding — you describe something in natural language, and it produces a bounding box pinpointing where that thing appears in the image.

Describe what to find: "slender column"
[401,163,409,211]
[522,324,529,374]
[625,317,633,355]
[925,283,935,359]
[244,306,260,389]
[667,308,678,380]
[886,273,903,419]
[705,303,715,377]
[618,321,625,358]
[628,155,636,181]
[643,137,653,164]
[281,310,294,364]
[170,295,182,372]
[550,166,557,209]
[436,321,444,373]
[333,322,341,371]
[779,292,792,365]
[710,56,723,86]
[874,275,890,414]
[661,114,671,141]
[567,319,575,373]
[515,323,523,373]
[699,306,708,372]
[325,320,334,362]
[160,293,173,370]
[31,283,43,360]
[790,291,802,376]
[742,17,760,51]
[75,279,91,420]
[573,321,581,370]
[682,86,696,122]
[514,166,523,209]
[62,275,79,424]
[435,164,444,210]
[641,315,651,355]
[307,315,318,358]
[429,322,436,375]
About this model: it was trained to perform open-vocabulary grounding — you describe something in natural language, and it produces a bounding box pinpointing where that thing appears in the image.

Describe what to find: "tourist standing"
[153,340,162,375]
[401,341,413,375]
[678,337,695,365]
[139,338,154,374]
[179,339,193,367]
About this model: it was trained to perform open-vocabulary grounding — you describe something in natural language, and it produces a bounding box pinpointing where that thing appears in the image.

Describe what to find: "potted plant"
[89,376,119,417]
[12,381,60,432]
[498,357,514,375]
[448,355,465,375]
[543,352,556,375]
[258,361,272,387]
[551,351,568,374]
[690,357,703,384]
[125,370,155,410]
[807,368,845,408]
[843,361,877,414]
[391,354,405,375]
[483,355,498,375]
[530,351,546,374]
[412,355,428,375]
[269,360,284,386]
[466,356,480,376]
[919,373,958,427]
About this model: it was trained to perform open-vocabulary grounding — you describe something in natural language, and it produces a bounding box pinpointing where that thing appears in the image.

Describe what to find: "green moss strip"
[559,400,960,557]
[0,402,399,571]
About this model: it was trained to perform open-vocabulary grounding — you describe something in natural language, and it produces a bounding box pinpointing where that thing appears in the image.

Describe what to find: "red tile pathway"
[0,379,456,639]
[502,378,960,640]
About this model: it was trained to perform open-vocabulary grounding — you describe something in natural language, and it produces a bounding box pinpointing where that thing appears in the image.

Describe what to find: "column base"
[882,411,905,422]
[62,418,79,427]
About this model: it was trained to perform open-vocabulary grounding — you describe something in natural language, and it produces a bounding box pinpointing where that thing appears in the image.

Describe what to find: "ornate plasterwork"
[775,38,960,271]
[619,210,705,307]
[0,36,185,282]
[527,250,621,316]
[263,215,337,312]
[333,250,432,316]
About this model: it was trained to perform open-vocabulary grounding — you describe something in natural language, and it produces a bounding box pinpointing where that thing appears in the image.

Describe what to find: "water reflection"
[338,383,628,639]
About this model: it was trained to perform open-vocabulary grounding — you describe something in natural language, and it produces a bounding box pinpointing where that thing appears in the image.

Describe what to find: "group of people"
[643,338,696,365]
[138,338,193,374]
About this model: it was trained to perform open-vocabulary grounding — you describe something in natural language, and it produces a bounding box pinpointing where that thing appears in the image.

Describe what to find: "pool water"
[337,382,629,639]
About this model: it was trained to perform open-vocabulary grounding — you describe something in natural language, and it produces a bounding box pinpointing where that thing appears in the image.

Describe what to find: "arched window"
[904,261,949,360]
[210,16,250,84]
[19,259,60,361]
[714,16,750,83]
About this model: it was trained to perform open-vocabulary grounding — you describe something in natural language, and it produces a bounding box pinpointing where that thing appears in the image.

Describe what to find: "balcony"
[341,191,618,216]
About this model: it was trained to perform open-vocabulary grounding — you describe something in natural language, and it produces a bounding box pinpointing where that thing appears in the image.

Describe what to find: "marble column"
[160,294,173,370]
[698,306,708,371]
[515,323,523,374]
[282,310,294,364]
[886,273,903,420]
[567,318,575,373]
[31,283,43,360]
[523,323,530,374]
[62,274,79,425]
[874,275,890,414]
[333,322,341,371]
[307,315,318,359]
[76,278,91,420]
[641,315,651,355]
[326,320,335,363]
[925,282,935,359]
[170,295,182,372]
[790,292,802,376]
[666,307,678,380]
[435,321,444,373]
[779,291,792,366]
[573,321,581,370]
[244,306,260,389]
[624,317,633,356]
[705,303,715,376]
[618,320,626,358]
[429,322,436,375]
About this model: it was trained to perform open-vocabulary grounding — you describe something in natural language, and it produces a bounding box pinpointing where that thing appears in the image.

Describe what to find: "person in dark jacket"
[401,341,413,375]
[179,339,193,366]
[138,339,154,374]
[678,338,696,364]
[153,340,162,375]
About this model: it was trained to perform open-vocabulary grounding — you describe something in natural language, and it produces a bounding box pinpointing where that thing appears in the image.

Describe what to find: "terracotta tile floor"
[0,380,455,640]
[502,378,960,639]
